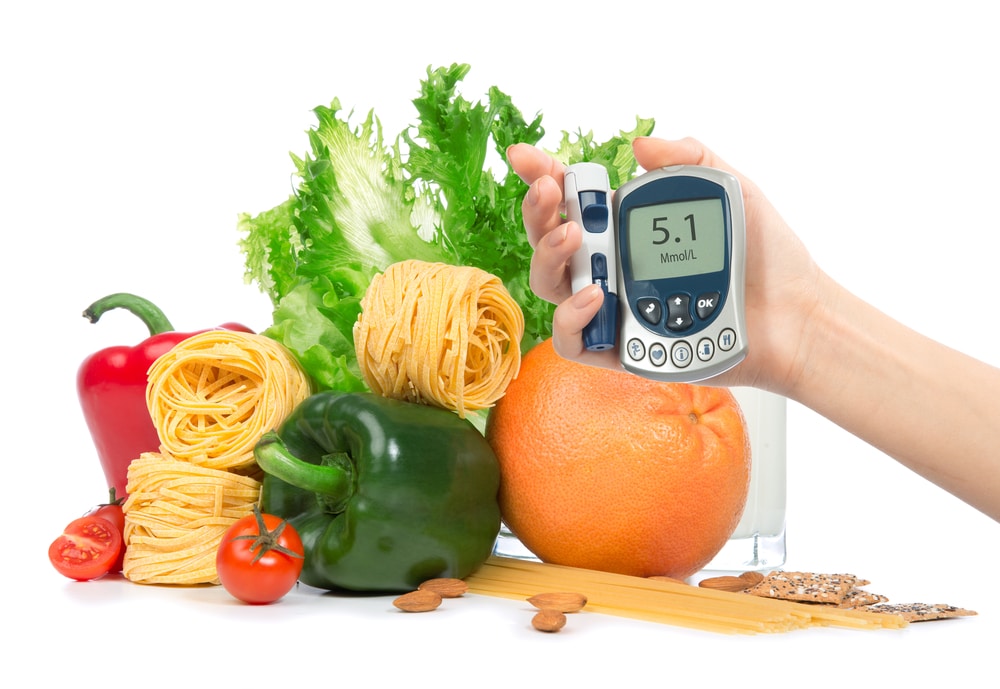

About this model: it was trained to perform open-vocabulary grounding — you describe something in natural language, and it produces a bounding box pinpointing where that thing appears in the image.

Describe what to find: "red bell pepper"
[77,293,253,498]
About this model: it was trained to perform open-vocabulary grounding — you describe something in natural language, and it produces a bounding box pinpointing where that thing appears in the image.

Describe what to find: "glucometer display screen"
[626,197,726,281]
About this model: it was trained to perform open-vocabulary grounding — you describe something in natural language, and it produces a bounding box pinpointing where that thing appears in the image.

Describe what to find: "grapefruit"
[485,338,750,579]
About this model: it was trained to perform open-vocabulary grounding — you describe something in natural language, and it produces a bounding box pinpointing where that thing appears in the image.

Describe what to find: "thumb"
[632,136,736,174]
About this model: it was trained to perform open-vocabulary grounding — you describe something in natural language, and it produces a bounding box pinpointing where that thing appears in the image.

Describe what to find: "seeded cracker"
[746,571,860,604]
[838,588,889,609]
[861,603,977,622]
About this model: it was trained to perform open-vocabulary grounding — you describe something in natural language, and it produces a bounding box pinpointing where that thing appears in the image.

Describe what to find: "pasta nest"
[122,452,261,585]
[353,259,525,418]
[146,329,311,472]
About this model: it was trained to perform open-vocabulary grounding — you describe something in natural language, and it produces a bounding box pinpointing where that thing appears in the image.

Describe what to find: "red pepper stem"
[83,292,175,336]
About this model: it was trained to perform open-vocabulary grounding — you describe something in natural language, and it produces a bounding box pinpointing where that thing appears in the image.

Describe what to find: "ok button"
[696,292,721,320]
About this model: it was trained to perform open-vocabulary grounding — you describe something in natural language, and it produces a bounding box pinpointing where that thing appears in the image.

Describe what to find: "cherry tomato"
[85,488,126,572]
[216,507,304,604]
[49,515,123,581]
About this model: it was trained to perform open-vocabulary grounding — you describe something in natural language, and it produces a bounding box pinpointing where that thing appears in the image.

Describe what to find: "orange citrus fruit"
[485,338,750,579]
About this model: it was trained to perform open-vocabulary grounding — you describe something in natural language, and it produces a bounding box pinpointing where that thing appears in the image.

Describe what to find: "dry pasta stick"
[465,557,908,635]
[146,330,311,472]
[353,260,524,418]
[122,452,262,585]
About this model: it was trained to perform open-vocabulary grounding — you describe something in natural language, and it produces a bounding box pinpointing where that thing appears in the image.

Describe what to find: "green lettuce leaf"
[551,116,656,188]
[240,63,654,392]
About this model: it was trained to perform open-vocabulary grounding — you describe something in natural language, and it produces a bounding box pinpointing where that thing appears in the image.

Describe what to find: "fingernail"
[573,284,603,307]
[546,223,567,247]
[526,180,540,207]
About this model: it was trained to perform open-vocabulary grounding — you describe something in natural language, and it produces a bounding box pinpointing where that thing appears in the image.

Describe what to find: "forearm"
[784,272,1000,521]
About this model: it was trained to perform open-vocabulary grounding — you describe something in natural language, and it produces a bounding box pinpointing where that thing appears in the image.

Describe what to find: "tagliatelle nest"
[122,452,261,585]
[353,259,525,418]
[145,330,311,472]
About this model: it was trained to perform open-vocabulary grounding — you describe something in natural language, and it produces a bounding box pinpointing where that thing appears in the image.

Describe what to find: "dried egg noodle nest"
[353,260,525,417]
[122,452,261,585]
[146,330,311,472]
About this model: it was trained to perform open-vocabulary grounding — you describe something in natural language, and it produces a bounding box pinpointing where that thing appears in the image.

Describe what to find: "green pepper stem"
[83,292,175,335]
[254,431,354,508]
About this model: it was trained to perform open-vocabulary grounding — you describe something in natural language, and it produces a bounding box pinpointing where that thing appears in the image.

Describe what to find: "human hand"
[507,136,822,391]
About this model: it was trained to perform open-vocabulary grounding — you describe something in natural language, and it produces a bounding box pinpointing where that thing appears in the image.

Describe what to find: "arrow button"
[665,293,693,332]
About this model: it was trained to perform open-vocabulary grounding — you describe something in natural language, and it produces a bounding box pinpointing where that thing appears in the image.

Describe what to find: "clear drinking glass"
[492,386,787,573]
[703,387,786,572]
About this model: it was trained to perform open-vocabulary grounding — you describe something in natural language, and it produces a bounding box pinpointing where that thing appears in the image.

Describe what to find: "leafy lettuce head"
[240,63,653,393]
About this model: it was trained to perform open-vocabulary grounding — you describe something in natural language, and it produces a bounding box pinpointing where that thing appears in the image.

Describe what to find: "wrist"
[768,268,845,402]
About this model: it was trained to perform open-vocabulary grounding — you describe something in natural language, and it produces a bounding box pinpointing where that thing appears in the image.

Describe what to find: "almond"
[527,591,588,613]
[418,577,469,598]
[738,570,766,586]
[531,609,568,633]
[698,575,751,593]
[392,589,443,612]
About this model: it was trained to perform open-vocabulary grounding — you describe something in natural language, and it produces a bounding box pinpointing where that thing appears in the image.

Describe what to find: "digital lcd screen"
[626,197,726,281]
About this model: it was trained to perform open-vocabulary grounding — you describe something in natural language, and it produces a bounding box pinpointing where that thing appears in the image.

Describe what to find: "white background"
[3,1,998,685]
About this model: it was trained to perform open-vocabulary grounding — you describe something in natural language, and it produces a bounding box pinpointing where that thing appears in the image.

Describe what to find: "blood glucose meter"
[565,163,748,382]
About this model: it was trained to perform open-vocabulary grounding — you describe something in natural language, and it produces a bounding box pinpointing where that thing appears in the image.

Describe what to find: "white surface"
[3,2,997,685]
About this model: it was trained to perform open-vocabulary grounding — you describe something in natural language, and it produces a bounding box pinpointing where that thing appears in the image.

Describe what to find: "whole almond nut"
[418,577,469,598]
[698,575,751,593]
[527,592,588,613]
[531,609,567,633]
[738,571,766,586]
[393,589,443,612]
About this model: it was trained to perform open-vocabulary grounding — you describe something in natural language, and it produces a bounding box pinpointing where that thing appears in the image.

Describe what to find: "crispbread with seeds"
[746,571,860,604]
[838,588,889,609]
[862,603,977,622]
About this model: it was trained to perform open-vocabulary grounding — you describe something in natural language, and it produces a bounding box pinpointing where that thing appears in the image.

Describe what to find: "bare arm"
[508,137,1000,521]
[792,270,1000,520]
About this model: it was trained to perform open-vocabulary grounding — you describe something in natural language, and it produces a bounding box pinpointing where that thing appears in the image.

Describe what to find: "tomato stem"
[228,506,304,563]
[105,487,125,507]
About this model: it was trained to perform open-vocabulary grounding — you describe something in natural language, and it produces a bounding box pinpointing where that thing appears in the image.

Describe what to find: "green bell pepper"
[253,391,501,592]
